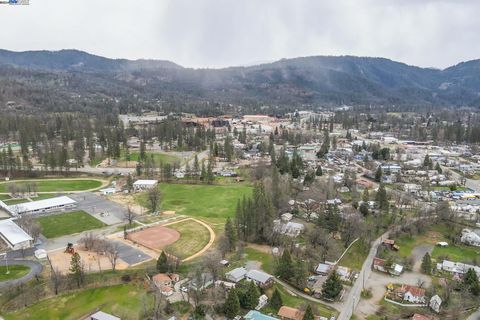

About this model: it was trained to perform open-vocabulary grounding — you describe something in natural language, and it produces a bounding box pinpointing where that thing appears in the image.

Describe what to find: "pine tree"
[303,305,314,320]
[435,162,442,174]
[375,166,383,182]
[225,217,237,252]
[421,252,432,274]
[315,166,323,176]
[276,250,293,281]
[321,271,342,300]
[156,251,169,272]
[270,288,283,311]
[271,166,282,210]
[375,184,389,211]
[362,188,369,202]
[243,281,260,309]
[69,252,84,288]
[224,288,240,319]
[464,268,480,296]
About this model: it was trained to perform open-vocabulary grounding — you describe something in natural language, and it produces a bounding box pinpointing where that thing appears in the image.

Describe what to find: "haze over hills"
[1,49,480,113]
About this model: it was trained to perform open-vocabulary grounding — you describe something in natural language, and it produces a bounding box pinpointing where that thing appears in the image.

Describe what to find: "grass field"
[4,284,147,320]
[337,240,370,270]
[0,265,30,282]
[263,284,338,318]
[243,247,275,274]
[166,220,210,259]
[36,211,106,238]
[2,198,30,205]
[136,183,252,219]
[0,179,103,193]
[129,152,180,165]
[432,243,480,263]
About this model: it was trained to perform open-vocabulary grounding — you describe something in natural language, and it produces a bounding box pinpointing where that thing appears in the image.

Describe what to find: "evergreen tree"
[271,166,282,209]
[315,166,323,176]
[242,281,260,309]
[270,288,283,311]
[224,288,240,319]
[225,217,237,252]
[321,271,342,300]
[69,252,84,288]
[156,251,169,272]
[464,268,480,296]
[303,305,314,320]
[421,252,432,274]
[375,166,383,182]
[276,250,293,281]
[359,201,369,217]
[362,188,369,202]
[375,184,389,211]
[435,162,442,174]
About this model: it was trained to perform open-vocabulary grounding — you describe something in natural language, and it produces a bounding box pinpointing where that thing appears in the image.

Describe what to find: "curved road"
[0,259,43,289]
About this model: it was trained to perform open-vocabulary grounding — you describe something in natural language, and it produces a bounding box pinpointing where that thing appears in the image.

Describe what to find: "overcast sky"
[0,0,479,69]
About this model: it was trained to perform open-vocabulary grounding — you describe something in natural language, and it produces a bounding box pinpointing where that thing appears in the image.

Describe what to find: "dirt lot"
[127,225,180,252]
[48,247,129,273]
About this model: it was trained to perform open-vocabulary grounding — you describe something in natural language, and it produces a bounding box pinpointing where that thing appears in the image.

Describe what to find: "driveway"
[355,271,432,319]
[0,259,43,289]
[411,244,434,272]
[69,192,127,225]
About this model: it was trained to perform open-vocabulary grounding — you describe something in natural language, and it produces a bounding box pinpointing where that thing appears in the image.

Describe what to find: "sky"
[0,0,479,69]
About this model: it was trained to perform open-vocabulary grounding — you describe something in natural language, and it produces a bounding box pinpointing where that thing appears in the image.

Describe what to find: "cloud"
[0,0,479,68]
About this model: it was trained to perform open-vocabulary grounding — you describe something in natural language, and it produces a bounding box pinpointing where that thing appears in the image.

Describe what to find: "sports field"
[136,183,252,220]
[4,284,147,320]
[127,225,180,251]
[0,179,103,193]
[36,210,106,238]
[165,219,211,259]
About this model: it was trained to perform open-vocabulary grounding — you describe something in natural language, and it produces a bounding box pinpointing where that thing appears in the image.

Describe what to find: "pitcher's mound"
[128,225,180,251]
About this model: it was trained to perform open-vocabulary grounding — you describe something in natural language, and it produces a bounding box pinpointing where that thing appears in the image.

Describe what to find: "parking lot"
[69,192,127,225]
[112,240,152,265]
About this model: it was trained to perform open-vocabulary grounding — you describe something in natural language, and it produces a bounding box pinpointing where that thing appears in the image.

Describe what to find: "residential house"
[460,229,480,247]
[152,273,179,297]
[315,263,333,275]
[226,267,247,283]
[90,311,121,320]
[373,257,387,273]
[246,270,274,288]
[336,266,352,282]
[396,285,426,304]
[256,294,268,310]
[373,257,403,276]
[273,220,305,237]
[436,260,480,278]
[277,306,304,320]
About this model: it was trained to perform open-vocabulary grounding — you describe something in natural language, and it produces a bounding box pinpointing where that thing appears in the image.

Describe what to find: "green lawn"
[263,284,338,318]
[2,198,30,205]
[166,220,210,259]
[30,194,62,201]
[337,240,370,270]
[0,265,30,282]
[4,284,148,320]
[243,247,275,274]
[136,183,252,220]
[432,244,480,264]
[36,211,106,238]
[129,152,180,165]
[0,179,103,193]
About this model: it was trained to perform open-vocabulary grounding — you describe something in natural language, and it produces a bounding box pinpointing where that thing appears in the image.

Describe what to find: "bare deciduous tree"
[147,187,161,213]
[124,206,135,226]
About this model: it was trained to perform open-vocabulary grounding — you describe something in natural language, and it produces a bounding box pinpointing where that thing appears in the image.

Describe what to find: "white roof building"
[9,196,76,215]
[133,179,158,190]
[0,219,33,250]
[90,311,121,320]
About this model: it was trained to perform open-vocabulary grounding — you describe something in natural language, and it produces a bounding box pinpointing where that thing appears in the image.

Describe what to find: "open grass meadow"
[136,183,252,220]
[0,179,103,193]
[0,265,30,282]
[36,210,105,238]
[263,284,338,318]
[4,284,148,320]
[166,219,210,259]
[129,151,181,165]
[337,240,370,270]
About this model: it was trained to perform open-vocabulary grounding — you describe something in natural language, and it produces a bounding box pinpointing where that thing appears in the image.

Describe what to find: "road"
[448,167,480,193]
[337,230,390,320]
[0,259,43,289]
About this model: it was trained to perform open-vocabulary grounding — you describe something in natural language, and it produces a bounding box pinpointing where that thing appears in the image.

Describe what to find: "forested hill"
[1,49,480,113]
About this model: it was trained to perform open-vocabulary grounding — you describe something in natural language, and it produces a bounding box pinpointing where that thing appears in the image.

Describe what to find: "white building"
[133,179,158,191]
[90,311,121,320]
[7,196,76,215]
[225,267,247,283]
[0,219,33,250]
[461,229,480,247]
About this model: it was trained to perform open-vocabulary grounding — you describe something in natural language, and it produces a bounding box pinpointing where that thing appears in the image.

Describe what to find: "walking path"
[0,259,43,289]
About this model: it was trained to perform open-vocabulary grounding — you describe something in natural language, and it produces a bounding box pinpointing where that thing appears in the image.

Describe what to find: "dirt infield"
[127,225,180,251]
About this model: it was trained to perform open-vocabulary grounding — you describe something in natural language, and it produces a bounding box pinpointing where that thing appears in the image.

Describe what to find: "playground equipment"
[64,243,75,255]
